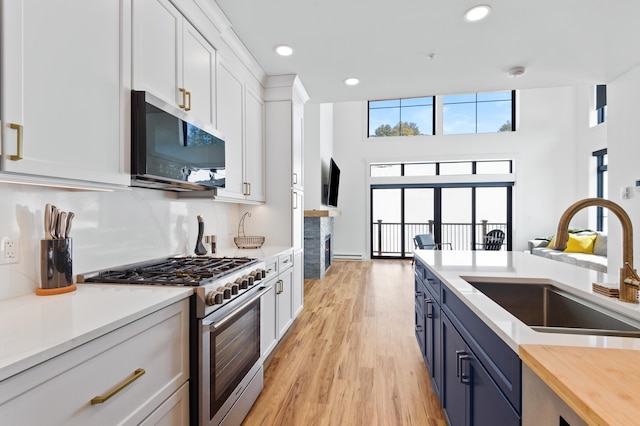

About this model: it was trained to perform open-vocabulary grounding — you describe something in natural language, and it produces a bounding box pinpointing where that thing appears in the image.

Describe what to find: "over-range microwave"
[131,90,225,191]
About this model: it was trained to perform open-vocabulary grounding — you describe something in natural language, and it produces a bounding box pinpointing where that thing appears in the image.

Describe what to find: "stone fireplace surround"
[303,210,339,279]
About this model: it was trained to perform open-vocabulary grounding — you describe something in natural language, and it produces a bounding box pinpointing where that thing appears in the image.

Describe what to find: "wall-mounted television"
[326,158,340,207]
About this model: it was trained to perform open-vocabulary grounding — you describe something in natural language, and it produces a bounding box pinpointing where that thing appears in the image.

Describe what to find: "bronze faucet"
[554,198,640,303]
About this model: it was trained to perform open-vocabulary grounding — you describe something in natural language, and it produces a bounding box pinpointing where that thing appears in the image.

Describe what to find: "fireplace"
[324,236,332,270]
[304,215,334,279]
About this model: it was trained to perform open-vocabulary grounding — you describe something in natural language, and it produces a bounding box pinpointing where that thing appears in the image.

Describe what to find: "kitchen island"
[414,250,640,426]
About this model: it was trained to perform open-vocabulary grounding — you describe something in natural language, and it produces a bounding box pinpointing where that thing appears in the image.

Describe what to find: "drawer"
[0,299,190,425]
[140,382,189,425]
[264,257,278,276]
[278,251,294,272]
[423,268,441,304]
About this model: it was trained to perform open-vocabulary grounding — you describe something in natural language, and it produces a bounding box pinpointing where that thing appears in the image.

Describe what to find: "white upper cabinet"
[216,59,245,200]
[0,0,128,186]
[132,0,216,126]
[292,104,304,191]
[244,86,266,202]
[215,57,265,203]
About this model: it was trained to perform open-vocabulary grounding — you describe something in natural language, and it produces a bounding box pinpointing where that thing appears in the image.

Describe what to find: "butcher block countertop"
[520,344,640,426]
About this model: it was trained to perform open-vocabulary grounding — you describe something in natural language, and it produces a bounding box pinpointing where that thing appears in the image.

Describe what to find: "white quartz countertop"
[214,245,294,261]
[415,250,640,352]
[0,284,192,382]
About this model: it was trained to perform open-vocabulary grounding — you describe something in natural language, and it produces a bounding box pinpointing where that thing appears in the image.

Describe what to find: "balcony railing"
[372,220,508,257]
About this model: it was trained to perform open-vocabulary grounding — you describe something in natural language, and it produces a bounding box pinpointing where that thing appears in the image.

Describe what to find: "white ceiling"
[214,0,640,104]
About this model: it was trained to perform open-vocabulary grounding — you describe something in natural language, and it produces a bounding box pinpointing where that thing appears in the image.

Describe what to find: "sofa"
[527,231,607,272]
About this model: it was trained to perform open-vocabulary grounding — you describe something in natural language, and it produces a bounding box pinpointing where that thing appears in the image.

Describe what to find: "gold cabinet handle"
[91,368,145,405]
[247,182,251,196]
[8,123,23,161]
[185,91,191,111]
[178,88,186,109]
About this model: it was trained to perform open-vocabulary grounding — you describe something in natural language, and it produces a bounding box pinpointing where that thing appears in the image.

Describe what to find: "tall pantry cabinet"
[259,75,308,317]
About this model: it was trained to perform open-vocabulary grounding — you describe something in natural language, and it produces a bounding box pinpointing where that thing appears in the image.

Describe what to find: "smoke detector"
[507,66,525,78]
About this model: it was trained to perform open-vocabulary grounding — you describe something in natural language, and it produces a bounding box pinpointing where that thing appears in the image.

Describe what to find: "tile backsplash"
[0,183,240,301]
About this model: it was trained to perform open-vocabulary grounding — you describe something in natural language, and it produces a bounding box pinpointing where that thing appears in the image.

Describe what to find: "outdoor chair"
[412,234,451,264]
[478,229,505,251]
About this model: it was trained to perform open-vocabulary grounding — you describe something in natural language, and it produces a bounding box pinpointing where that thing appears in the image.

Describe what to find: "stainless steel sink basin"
[466,281,640,337]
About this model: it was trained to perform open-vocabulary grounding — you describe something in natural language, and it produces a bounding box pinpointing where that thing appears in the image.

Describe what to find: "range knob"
[235,277,249,290]
[217,286,231,299]
[225,282,239,295]
[243,274,255,286]
[205,291,224,306]
[250,269,263,281]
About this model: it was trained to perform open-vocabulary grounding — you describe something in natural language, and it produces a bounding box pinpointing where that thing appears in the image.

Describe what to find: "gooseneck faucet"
[554,198,640,303]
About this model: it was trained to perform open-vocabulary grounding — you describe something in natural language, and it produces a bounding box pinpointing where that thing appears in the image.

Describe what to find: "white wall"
[304,103,334,209]
[0,184,241,300]
[607,65,640,274]
[330,87,585,259]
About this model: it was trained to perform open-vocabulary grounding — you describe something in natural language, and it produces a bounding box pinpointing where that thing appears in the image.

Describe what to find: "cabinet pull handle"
[247,182,251,196]
[185,91,191,111]
[424,298,433,318]
[459,354,472,384]
[293,173,298,184]
[455,350,465,378]
[8,123,23,161]
[91,368,145,405]
[178,88,187,109]
[456,351,472,385]
[293,192,298,209]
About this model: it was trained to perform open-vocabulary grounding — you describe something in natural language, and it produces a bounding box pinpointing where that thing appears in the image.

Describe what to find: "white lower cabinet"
[293,250,304,317]
[0,299,190,425]
[260,249,303,360]
[260,253,279,360]
[140,382,190,426]
[277,264,294,338]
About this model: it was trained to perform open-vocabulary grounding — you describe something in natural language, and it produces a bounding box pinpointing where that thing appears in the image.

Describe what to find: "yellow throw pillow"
[547,236,556,248]
[564,233,597,254]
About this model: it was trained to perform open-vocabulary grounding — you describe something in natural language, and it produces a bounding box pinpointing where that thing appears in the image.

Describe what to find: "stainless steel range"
[79,256,274,426]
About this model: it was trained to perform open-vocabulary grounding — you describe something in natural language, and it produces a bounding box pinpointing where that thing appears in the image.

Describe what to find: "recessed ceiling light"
[464,5,491,22]
[344,77,359,86]
[275,45,293,56]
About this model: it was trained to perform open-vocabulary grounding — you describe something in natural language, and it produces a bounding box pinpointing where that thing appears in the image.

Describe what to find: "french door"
[371,184,512,258]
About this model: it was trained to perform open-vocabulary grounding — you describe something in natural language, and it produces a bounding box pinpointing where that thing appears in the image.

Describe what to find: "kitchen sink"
[465,280,640,337]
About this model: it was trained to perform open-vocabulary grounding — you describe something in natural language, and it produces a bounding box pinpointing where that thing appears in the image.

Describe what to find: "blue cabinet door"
[469,352,521,426]
[442,314,469,426]
[424,289,442,397]
[415,275,426,356]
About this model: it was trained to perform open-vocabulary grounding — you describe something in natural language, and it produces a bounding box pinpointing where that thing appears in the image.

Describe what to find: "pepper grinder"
[205,235,217,254]
[194,215,207,255]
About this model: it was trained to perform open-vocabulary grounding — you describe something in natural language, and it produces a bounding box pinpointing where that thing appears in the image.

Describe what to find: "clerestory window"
[442,91,515,135]
[368,96,435,137]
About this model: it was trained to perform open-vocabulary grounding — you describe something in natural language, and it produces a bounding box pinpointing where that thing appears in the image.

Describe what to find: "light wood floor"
[242,259,446,426]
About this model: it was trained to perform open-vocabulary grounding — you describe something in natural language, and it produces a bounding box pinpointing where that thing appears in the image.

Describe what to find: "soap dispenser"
[194,215,207,255]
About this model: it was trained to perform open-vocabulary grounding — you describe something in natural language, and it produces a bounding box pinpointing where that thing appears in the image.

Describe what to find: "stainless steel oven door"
[200,285,271,426]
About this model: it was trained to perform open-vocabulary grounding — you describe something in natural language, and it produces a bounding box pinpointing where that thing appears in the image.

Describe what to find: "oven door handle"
[205,285,273,330]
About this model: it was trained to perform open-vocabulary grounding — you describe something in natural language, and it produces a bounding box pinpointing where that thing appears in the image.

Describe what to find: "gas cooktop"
[78,256,258,287]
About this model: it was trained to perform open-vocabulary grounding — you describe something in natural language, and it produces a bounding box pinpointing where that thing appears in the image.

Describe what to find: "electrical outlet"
[0,236,19,265]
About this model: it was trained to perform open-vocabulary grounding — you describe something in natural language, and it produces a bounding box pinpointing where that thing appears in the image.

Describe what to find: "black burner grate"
[82,256,258,286]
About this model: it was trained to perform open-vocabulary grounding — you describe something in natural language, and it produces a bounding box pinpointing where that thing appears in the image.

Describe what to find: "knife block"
[37,238,76,295]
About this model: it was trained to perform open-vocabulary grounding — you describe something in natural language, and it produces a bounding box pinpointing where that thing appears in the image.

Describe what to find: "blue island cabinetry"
[414,258,521,426]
